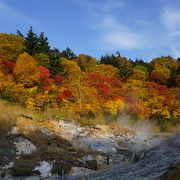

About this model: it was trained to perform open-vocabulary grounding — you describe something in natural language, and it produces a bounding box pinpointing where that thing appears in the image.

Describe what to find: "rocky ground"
[0,116,179,180]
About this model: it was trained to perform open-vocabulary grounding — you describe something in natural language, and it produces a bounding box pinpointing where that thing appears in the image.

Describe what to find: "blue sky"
[0,0,180,61]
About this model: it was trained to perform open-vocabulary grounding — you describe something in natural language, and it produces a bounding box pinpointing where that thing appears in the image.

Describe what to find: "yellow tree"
[62,58,81,79]
[61,59,100,116]
[103,98,126,116]
[131,65,148,81]
[91,64,119,78]
[0,71,16,102]
[74,54,97,72]
[26,91,50,110]
[150,56,178,85]
[150,63,171,84]
[14,52,39,87]
[0,33,24,62]
[125,79,148,100]
[0,71,8,93]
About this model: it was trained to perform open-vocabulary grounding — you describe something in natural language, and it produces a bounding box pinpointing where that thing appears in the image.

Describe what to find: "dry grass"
[0,100,143,136]
[0,100,63,135]
[0,100,34,120]
[0,99,72,122]
[0,100,33,132]
[0,100,106,136]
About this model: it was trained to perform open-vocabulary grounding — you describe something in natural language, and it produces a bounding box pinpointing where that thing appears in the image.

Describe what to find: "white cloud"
[79,0,149,50]
[75,0,180,55]
[169,30,180,37]
[161,7,180,57]
[100,16,121,29]
[96,16,147,50]
[102,31,143,50]
[92,14,150,50]
[161,7,180,30]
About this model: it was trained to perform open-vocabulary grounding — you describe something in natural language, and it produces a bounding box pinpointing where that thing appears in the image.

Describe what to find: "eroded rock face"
[14,138,36,155]
[69,166,94,176]
[59,120,86,140]
[58,120,136,156]
[88,125,115,139]
[58,121,119,141]
[39,127,53,137]
[81,137,118,154]
[33,161,53,179]
[2,119,177,180]
[72,135,180,180]
[81,154,110,170]
[82,154,108,165]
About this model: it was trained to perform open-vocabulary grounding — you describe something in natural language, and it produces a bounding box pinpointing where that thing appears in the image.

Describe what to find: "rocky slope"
[64,134,180,180]
[0,117,179,180]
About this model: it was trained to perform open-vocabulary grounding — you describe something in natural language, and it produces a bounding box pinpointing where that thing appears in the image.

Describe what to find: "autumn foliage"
[0,31,179,129]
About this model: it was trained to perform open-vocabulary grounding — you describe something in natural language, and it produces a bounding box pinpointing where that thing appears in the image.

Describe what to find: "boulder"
[39,127,53,137]
[2,162,14,170]
[33,161,53,179]
[1,162,14,179]
[58,120,86,140]
[82,154,108,165]
[82,137,118,154]
[14,138,36,155]
[10,127,19,135]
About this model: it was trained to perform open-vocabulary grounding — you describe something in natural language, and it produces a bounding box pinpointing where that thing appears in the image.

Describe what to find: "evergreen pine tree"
[36,32,50,54]
[24,26,38,55]
[61,47,76,60]
[17,30,24,38]
[49,48,63,76]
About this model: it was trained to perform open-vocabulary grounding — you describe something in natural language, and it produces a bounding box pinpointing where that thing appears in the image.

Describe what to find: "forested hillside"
[0,27,179,129]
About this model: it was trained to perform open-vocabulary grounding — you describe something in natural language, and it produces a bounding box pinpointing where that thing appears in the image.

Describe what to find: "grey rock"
[69,166,94,176]
[14,138,36,155]
[33,160,53,179]
[2,162,14,170]
[10,127,19,135]
[59,120,86,140]
[82,137,118,154]
[82,154,109,165]
[39,127,53,137]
